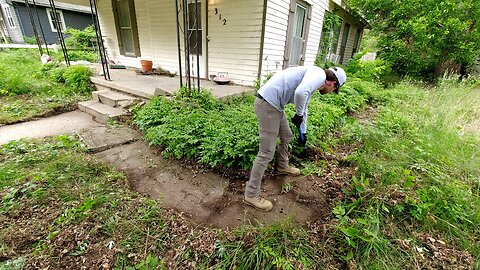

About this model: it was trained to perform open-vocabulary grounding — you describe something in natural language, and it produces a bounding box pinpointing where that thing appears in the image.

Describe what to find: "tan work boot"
[243,196,273,211]
[277,165,301,175]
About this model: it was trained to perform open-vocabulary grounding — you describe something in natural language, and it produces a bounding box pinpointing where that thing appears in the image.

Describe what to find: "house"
[0,0,92,44]
[7,0,367,87]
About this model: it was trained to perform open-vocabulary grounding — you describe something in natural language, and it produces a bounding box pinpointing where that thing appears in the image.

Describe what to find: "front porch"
[79,65,256,123]
[89,66,256,100]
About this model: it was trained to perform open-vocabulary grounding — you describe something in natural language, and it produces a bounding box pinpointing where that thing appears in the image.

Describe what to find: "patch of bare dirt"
[91,134,357,230]
[82,106,378,230]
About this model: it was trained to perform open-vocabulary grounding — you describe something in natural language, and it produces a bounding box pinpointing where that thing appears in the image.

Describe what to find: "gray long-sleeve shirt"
[257,66,326,132]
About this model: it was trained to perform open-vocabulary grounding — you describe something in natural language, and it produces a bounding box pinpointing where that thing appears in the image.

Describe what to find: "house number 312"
[214,8,227,25]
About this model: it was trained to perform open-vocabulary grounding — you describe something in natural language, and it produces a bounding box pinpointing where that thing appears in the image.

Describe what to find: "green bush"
[49,65,93,94]
[0,49,50,95]
[66,50,98,62]
[345,51,394,85]
[64,26,96,49]
[134,82,374,170]
[23,36,37,45]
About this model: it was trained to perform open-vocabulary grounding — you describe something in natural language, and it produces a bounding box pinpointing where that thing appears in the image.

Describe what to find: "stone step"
[92,90,140,109]
[78,100,128,123]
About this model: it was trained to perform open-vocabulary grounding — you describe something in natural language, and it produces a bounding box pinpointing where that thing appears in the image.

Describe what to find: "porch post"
[24,0,43,56]
[174,0,183,87]
[90,0,110,80]
[48,0,69,65]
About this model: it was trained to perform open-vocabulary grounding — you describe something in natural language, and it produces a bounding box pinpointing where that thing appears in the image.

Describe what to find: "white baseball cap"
[328,67,347,89]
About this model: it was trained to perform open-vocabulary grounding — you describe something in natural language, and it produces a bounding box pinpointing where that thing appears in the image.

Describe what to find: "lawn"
[1,70,479,268]
[0,49,93,125]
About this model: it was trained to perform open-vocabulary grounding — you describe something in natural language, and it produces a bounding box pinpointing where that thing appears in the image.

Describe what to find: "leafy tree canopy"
[347,0,480,79]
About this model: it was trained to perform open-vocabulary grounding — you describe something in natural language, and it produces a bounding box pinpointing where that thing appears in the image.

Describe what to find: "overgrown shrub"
[49,65,93,94]
[344,51,396,86]
[66,50,97,62]
[0,49,49,95]
[134,82,374,170]
[64,26,96,49]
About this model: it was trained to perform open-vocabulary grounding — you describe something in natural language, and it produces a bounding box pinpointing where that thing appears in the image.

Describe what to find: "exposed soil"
[93,139,355,229]
[3,106,475,269]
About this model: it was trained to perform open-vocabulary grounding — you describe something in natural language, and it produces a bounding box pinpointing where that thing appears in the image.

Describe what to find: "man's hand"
[298,133,307,146]
[291,114,303,128]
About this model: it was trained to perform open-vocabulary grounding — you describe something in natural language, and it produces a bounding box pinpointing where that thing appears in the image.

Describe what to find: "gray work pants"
[245,97,294,197]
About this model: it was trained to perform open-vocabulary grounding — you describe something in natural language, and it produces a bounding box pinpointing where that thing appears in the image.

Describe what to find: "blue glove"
[298,132,307,146]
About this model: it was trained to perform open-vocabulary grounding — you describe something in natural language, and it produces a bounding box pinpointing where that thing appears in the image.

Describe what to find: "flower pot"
[140,60,153,72]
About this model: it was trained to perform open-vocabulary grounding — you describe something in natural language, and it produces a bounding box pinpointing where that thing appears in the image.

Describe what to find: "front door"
[187,1,206,78]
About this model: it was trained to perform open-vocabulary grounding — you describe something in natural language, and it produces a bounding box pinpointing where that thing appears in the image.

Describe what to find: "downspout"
[257,0,267,83]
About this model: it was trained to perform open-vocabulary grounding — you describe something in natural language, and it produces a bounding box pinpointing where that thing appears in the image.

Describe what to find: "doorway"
[187,0,206,78]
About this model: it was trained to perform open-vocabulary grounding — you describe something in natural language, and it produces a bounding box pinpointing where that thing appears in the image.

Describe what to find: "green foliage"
[135,84,372,170]
[62,65,93,93]
[359,29,378,52]
[218,222,318,269]
[315,12,342,67]
[23,36,37,45]
[0,49,49,95]
[0,50,92,124]
[333,80,480,267]
[348,0,480,79]
[64,25,96,49]
[344,51,395,85]
[48,65,93,94]
[65,50,98,62]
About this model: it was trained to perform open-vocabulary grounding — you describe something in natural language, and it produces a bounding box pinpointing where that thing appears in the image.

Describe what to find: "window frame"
[283,0,312,68]
[46,8,66,32]
[2,5,16,28]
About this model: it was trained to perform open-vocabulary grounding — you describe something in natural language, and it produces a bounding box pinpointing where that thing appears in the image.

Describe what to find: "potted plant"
[140,59,153,72]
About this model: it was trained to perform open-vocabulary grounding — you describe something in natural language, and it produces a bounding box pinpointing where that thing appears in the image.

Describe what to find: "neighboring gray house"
[0,0,92,44]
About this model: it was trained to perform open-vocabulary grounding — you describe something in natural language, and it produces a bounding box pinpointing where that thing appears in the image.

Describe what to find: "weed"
[0,50,91,124]
[281,182,294,194]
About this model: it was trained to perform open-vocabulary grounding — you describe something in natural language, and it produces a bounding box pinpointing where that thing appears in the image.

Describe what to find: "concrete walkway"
[0,110,102,145]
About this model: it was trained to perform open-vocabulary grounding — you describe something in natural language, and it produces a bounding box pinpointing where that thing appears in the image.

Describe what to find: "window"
[2,5,15,28]
[351,29,361,57]
[46,9,66,32]
[338,23,350,63]
[284,0,311,68]
[187,1,202,55]
[112,0,140,57]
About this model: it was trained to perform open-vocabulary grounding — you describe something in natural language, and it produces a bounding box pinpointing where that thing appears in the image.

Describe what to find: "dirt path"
[78,123,361,229]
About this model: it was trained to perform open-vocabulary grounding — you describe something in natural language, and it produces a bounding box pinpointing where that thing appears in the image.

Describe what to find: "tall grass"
[0,49,93,124]
[335,78,480,268]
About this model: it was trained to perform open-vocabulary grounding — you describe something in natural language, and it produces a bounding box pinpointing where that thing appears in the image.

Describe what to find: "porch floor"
[89,66,255,100]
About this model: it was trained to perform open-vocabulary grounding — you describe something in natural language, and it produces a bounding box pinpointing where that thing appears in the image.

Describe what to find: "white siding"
[97,0,263,86]
[260,0,289,77]
[97,0,181,73]
[303,0,327,66]
[260,0,328,80]
[207,0,264,86]
[90,0,363,87]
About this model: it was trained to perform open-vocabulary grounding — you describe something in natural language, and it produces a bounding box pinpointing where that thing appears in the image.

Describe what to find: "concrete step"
[92,90,140,109]
[91,77,158,99]
[78,100,128,123]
